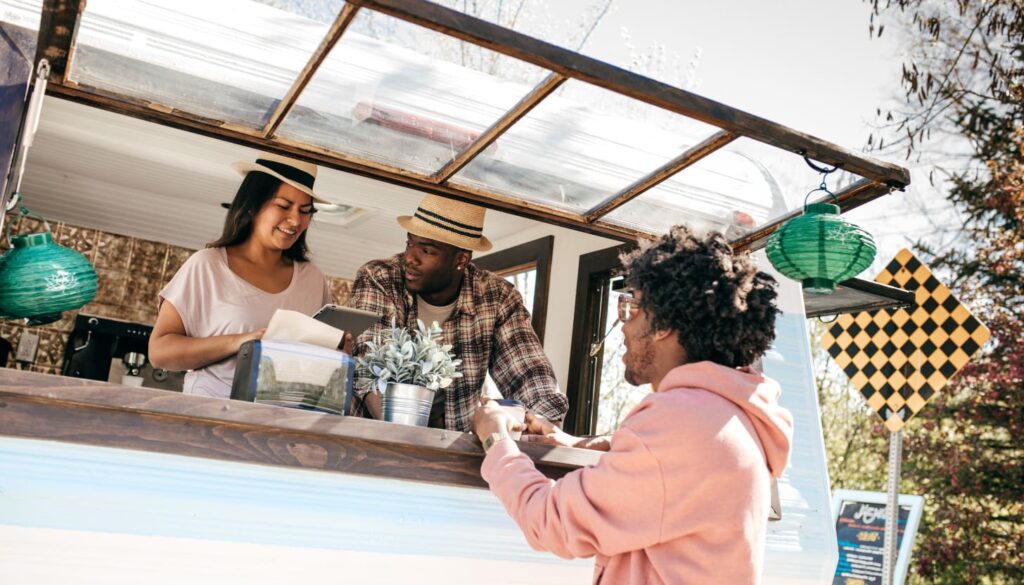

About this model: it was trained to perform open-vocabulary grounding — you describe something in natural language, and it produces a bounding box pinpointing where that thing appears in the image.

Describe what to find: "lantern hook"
[803,157,842,209]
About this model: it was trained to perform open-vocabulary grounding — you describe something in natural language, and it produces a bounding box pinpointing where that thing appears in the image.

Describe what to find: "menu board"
[831,490,924,585]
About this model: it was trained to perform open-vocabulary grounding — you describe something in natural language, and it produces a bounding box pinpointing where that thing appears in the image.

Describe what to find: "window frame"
[563,243,634,435]
[473,235,554,343]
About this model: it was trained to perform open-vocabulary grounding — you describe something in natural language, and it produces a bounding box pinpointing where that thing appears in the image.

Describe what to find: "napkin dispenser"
[230,339,355,415]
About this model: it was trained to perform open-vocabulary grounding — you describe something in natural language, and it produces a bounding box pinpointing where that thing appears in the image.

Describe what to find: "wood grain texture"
[0,370,600,488]
[34,0,85,84]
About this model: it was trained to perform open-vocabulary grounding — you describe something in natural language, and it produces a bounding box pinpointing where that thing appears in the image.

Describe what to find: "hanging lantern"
[766,202,876,294]
[766,161,877,295]
[0,207,98,325]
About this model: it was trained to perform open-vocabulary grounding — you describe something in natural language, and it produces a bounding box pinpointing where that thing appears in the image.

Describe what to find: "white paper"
[263,309,344,351]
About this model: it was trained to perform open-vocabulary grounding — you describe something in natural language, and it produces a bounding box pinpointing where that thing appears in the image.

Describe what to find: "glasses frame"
[617,293,641,323]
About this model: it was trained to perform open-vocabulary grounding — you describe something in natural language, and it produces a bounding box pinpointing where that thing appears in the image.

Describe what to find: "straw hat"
[397,194,493,252]
[231,153,330,204]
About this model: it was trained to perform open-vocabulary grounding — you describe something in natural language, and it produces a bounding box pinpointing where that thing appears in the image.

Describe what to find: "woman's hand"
[150,302,266,372]
[236,328,266,348]
[472,397,524,443]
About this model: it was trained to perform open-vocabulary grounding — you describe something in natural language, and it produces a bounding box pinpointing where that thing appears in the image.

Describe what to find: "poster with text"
[832,490,924,585]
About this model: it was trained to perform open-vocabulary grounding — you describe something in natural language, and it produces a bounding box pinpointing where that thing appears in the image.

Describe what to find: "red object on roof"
[353,102,481,151]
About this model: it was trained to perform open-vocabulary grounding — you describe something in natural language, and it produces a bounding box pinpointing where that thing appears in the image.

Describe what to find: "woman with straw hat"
[150,153,336,398]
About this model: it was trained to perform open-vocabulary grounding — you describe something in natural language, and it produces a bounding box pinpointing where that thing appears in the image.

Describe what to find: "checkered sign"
[821,249,990,432]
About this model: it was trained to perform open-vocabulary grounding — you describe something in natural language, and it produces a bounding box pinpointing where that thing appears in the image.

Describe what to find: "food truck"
[0,0,913,582]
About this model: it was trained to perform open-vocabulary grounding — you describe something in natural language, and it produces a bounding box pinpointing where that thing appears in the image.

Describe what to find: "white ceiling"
[16,96,539,278]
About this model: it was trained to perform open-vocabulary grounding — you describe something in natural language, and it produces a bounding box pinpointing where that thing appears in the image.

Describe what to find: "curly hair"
[620,226,780,367]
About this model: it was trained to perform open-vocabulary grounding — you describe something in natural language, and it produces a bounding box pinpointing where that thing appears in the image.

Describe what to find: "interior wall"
[487,222,620,391]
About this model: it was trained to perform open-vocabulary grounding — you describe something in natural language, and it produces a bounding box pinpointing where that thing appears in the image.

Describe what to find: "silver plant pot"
[381,382,435,427]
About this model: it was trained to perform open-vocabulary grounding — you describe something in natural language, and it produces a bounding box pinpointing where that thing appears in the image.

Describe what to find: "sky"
[537,0,962,272]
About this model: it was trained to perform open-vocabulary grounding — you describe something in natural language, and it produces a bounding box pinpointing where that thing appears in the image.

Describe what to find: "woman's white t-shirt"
[159,247,332,398]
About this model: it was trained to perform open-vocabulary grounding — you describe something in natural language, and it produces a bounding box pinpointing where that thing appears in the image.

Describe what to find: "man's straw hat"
[397,194,493,252]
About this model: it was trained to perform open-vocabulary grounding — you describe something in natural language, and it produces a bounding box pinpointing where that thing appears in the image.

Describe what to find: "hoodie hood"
[657,361,794,477]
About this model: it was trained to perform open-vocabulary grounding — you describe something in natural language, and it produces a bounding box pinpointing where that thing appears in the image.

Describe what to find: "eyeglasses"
[589,293,642,357]
[617,293,641,323]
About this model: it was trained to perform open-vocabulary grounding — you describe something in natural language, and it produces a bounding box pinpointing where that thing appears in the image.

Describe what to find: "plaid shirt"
[349,254,568,432]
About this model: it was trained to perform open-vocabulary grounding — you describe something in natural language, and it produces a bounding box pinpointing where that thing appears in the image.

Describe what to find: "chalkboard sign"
[831,490,924,585]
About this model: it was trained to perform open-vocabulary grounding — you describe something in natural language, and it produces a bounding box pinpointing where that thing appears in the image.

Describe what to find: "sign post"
[882,420,902,585]
[822,250,992,584]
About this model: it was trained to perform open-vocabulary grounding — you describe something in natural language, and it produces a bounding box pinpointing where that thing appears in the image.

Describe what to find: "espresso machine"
[61,314,184,391]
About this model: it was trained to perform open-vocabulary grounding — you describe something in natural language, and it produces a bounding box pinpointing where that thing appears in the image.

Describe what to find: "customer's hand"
[472,397,524,442]
[520,411,581,447]
[521,412,612,451]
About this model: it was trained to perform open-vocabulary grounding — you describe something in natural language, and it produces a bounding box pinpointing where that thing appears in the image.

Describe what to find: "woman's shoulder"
[168,247,225,278]
[184,247,223,266]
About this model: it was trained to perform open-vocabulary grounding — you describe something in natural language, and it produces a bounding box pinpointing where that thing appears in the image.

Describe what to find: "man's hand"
[521,412,611,451]
[471,397,524,443]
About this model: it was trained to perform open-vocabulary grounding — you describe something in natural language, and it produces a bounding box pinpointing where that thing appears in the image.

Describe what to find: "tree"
[862,2,1024,582]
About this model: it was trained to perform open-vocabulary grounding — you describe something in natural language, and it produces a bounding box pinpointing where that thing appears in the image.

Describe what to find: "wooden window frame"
[563,243,633,435]
[473,236,554,343]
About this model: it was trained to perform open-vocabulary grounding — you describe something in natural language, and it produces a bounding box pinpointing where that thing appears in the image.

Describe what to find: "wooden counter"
[0,369,600,488]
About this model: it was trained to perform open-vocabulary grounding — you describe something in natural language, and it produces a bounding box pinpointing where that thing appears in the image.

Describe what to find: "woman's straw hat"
[397,194,493,252]
[231,153,330,204]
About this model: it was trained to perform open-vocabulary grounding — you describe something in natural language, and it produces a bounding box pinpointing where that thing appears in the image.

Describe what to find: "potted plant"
[357,319,462,426]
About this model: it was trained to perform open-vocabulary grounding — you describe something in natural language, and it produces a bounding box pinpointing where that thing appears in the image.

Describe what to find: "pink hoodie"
[481,361,794,584]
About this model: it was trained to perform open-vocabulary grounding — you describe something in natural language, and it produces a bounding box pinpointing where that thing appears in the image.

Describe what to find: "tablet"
[312,305,381,338]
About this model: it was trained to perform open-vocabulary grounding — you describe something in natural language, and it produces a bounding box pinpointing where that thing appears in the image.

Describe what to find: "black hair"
[620,225,780,367]
[207,171,311,262]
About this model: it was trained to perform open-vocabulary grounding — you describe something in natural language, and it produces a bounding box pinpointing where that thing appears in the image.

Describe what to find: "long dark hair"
[207,171,311,262]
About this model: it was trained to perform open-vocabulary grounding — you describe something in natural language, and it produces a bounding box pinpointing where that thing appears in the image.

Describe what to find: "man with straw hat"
[349,194,568,432]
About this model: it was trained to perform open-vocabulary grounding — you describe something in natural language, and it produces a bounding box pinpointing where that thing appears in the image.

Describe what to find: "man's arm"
[347,261,400,419]
[488,286,569,422]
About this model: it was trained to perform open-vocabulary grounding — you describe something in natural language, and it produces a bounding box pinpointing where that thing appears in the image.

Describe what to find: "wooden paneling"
[0,370,600,488]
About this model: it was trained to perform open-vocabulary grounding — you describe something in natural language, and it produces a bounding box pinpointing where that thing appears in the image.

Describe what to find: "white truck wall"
[757,251,839,583]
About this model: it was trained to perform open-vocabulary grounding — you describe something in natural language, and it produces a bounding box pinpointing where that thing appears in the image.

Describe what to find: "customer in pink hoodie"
[472,226,794,584]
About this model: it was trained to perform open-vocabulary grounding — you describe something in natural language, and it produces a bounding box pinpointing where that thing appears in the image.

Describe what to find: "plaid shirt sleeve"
[347,260,405,411]
[488,285,569,422]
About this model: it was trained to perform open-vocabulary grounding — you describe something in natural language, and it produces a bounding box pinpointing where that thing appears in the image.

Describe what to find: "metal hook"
[804,157,840,175]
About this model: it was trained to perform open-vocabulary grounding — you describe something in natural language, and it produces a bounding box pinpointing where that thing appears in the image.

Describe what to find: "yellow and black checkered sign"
[822,249,990,432]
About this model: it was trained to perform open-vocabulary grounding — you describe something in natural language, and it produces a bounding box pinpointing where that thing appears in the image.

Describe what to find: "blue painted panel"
[0,436,585,568]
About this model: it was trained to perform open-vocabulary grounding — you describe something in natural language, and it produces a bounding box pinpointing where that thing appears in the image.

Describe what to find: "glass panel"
[602,137,799,238]
[0,0,42,58]
[595,286,645,435]
[67,0,343,129]
[450,79,720,214]
[503,268,537,316]
[275,9,550,176]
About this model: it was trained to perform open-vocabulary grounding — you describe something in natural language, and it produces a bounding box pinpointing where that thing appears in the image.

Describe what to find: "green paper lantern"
[0,229,98,325]
[766,202,876,295]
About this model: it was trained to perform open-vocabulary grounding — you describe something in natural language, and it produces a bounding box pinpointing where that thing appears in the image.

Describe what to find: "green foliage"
[357,319,463,392]
[852,1,1024,582]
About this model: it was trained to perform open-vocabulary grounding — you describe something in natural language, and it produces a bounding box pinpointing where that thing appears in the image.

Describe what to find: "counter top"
[0,369,600,488]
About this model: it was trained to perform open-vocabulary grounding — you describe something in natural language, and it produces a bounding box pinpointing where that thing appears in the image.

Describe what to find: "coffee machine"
[61,314,184,391]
